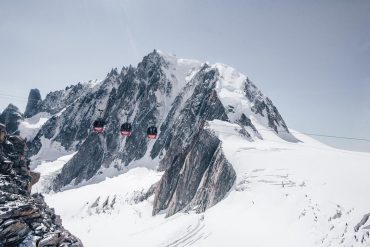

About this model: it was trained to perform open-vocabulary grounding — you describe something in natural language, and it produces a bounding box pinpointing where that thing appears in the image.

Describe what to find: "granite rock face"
[190,139,236,213]
[153,128,236,217]
[0,104,23,135]
[50,55,236,191]
[24,89,42,118]
[0,131,83,246]
[26,82,95,158]
[244,78,298,142]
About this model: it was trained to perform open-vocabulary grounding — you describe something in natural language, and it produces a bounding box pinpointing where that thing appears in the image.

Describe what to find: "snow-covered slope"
[36,121,370,247]
[18,112,50,141]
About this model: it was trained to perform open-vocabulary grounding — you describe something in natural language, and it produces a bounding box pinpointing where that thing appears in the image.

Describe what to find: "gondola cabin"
[93,119,105,133]
[120,122,132,137]
[147,126,158,139]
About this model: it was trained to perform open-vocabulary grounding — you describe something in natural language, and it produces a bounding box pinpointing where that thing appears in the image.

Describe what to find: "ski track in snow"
[164,216,207,247]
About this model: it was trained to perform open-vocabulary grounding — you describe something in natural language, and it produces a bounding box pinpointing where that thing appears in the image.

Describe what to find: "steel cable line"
[208,122,370,143]
[0,92,41,103]
[1,92,369,142]
[207,127,370,158]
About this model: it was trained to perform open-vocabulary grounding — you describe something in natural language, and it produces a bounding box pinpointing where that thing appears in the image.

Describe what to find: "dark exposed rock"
[238,113,257,133]
[51,51,174,190]
[0,128,83,246]
[0,219,30,246]
[355,213,370,232]
[40,83,87,115]
[0,104,23,135]
[53,134,105,189]
[245,78,289,134]
[138,182,159,203]
[26,83,92,158]
[51,56,234,191]
[190,141,236,213]
[24,89,42,118]
[153,129,236,217]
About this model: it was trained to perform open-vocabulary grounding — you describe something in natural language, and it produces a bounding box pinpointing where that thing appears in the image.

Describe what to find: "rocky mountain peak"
[24,88,42,118]
[107,68,119,77]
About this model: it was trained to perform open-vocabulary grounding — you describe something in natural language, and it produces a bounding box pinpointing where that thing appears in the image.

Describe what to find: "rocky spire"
[24,89,42,118]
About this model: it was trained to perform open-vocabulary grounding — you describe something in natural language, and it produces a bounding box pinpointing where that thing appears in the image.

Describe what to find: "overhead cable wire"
[209,122,370,143]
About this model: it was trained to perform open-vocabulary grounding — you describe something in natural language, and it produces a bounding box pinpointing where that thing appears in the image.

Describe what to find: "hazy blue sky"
[0,0,369,152]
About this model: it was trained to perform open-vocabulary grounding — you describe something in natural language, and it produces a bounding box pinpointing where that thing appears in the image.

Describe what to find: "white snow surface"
[213,63,249,123]
[32,152,77,193]
[29,137,74,170]
[38,120,370,247]
[18,112,50,141]
[158,52,297,142]
[156,50,203,120]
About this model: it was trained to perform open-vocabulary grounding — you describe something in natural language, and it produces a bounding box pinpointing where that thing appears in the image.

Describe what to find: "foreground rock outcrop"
[0,104,23,135]
[0,124,83,246]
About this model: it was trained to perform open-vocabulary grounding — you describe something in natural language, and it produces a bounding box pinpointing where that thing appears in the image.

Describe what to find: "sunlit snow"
[18,112,50,141]
[35,122,370,247]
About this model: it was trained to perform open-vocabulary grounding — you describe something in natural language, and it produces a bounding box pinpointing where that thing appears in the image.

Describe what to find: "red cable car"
[147,126,158,139]
[120,122,132,137]
[93,119,105,133]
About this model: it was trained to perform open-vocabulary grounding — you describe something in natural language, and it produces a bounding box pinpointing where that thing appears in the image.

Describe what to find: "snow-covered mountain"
[12,50,370,246]
[22,50,297,213]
